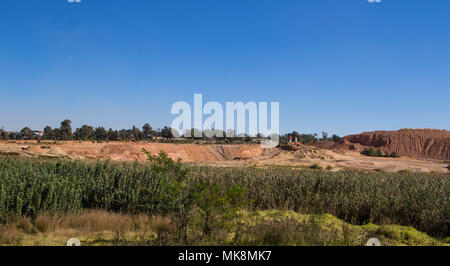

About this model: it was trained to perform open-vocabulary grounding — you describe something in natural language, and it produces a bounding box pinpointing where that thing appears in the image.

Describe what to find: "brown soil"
[233,146,448,173]
[0,141,275,162]
[335,129,450,161]
[1,128,448,174]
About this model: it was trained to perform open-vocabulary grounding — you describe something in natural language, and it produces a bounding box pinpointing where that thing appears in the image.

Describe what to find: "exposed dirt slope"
[96,143,274,162]
[0,140,447,173]
[336,129,450,161]
[0,142,274,162]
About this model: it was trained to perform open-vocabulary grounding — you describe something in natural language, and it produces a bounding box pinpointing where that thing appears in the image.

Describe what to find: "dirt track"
[0,141,448,173]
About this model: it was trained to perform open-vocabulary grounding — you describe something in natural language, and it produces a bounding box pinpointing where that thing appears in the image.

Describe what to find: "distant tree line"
[0,120,342,145]
[0,120,174,142]
[280,131,342,144]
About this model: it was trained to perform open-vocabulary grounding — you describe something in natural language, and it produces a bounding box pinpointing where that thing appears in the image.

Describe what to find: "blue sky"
[1,0,449,136]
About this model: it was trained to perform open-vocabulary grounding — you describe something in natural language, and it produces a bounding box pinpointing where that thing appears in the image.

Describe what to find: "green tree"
[161,126,174,139]
[0,128,8,140]
[119,129,131,141]
[52,128,61,140]
[321,131,328,141]
[107,128,119,141]
[94,127,108,141]
[20,127,34,140]
[142,149,192,242]
[43,126,53,140]
[192,182,246,237]
[131,126,144,141]
[143,123,153,140]
[75,125,94,141]
[141,149,246,243]
[331,134,342,143]
[59,119,73,140]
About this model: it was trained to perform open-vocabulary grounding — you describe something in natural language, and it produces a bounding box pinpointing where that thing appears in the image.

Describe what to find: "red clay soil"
[335,129,450,161]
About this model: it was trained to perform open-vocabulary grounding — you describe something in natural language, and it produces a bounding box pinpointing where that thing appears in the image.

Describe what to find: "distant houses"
[32,131,44,137]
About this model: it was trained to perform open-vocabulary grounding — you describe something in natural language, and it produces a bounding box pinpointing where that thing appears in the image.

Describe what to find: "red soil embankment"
[336,129,450,161]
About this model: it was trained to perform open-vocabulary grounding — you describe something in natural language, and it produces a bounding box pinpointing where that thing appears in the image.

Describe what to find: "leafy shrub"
[361,148,375,156]
[192,182,247,238]
[141,150,247,243]
[361,148,399,158]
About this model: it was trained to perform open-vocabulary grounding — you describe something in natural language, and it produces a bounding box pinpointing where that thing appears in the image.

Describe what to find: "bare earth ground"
[0,141,448,173]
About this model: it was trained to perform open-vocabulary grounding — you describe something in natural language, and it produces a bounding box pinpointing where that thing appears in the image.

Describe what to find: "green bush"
[361,148,399,158]
[141,149,247,243]
[361,148,375,156]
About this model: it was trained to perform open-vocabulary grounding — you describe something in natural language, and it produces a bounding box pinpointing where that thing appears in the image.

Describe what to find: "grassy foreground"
[0,153,448,245]
[1,210,447,246]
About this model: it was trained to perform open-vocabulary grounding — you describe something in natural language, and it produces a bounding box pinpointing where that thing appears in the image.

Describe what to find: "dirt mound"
[0,141,277,162]
[97,143,274,162]
[336,129,450,161]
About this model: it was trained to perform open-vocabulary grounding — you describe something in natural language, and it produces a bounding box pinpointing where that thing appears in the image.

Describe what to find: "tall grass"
[0,156,448,236]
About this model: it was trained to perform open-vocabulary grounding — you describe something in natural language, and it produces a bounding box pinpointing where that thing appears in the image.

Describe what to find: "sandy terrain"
[232,147,448,173]
[0,141,448,173]
[0,141,274,162]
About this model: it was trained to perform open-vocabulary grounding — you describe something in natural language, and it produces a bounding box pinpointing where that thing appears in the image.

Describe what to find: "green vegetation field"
[0,154,448,246]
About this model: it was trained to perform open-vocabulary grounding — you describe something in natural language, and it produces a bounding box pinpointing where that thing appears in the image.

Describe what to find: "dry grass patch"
[0,224,22,245]
[1,211,169,246]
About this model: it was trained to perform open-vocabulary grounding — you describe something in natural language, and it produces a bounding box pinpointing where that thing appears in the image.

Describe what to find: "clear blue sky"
[1,0,449,136]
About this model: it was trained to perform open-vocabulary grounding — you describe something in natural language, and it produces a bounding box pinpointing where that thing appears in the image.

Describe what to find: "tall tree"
[43,126,53,140]
[142,123,153,139]
[75,125,94,141]
[20,127,34,140]
[52,128,61,140]
[59,119,73,140]
[131,126,144,141]
[0,128,8,140]
[94,127,108,141]
[119,129,131,141]
[161,126,174,139]
[321,131,328,141]
[107,128,119,141]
